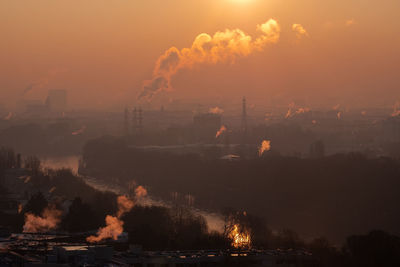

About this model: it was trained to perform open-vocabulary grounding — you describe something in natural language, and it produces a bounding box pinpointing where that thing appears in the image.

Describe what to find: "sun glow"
[230,0,254,4]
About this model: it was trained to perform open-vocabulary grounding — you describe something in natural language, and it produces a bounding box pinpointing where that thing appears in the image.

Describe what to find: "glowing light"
[23,206,62,233]
[209,107,224,114]
[258,140,271,156]
[216,125,227,138]
[392,101,400,117]
[292,24,309,39]
[230,0,253,3]
[228,224,251,249]
[140,18,280,99]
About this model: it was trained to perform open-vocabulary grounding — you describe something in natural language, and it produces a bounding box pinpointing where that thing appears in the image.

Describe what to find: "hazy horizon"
[1,0,400,110]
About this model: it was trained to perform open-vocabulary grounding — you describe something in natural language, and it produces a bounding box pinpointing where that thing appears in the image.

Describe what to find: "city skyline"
[1,0,399,109]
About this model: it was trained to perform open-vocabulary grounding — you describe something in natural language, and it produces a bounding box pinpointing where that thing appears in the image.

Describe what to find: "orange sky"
[1,0,399,110]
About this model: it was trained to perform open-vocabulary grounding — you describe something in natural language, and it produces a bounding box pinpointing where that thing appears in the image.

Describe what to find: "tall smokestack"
[241,97,248,144]
[132,107,137,135]
[138,107,143,135]
[124,108,130,136]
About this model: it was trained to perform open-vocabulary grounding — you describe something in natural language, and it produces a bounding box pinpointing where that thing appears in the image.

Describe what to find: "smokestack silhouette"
[131,107,143,136]
[124,108,130,136]
[138,108,143,135]
[241,97,248,144]
[132,107,137,135]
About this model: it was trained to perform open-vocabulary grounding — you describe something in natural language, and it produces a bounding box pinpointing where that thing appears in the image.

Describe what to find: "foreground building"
[0,234,317,267]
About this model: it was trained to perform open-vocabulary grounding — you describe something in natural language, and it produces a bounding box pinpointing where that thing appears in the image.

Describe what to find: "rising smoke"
[22,79,49,96]
[209,107,224,114]
[216,125,227,138]
[292,24,309,39]
[23,205,62,233]
[71,126,86,136]
[21,68,68,96]
[139,19,281,100]
[392,101,400,117]
[135,186,148,199]
[86,187,148,243]
[258,140,271,157]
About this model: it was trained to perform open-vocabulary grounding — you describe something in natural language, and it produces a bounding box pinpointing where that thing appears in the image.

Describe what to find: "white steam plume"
[139,19,281,100]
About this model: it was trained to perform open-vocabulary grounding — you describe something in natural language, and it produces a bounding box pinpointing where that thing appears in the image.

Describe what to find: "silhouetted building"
[382,116,400,143]
[138,107,143,135]
[46,90,67,112]
[193,113,222,142]
[309,140,325,158]
[24,99,48,115]
[131,107,143,135]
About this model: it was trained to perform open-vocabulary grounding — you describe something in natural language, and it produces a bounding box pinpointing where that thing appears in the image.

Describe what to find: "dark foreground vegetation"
[81,136,400,245]
[2,146,400,266]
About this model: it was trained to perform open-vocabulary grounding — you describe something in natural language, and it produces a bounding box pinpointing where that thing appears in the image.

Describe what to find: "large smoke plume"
[87,187,147,243]
[23,205,62,233]
[139,19,281,100]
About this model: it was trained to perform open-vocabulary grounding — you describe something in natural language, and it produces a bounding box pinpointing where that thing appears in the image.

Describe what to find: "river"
[39,155,225,233]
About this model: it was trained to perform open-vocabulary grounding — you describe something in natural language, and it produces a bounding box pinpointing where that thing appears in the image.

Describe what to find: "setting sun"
[230,0,254,4]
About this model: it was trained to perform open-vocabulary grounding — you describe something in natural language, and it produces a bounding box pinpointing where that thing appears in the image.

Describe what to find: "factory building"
[46,90,67,112]
[0,234,316,267]
[193,113,222,143]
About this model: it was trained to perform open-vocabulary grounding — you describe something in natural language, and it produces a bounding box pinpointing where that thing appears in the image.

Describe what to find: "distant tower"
[124,108,130,136]
[132,107,137,135]
[46,89,67,112]
[138,107,143,135]
[241,97,248,143]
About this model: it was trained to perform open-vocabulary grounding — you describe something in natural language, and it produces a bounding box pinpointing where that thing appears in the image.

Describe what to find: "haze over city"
[1,0,400,110]
[1,1,400,267]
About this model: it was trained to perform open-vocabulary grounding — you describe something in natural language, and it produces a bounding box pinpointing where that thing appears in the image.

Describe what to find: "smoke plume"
[4,112,13,120]
[258,140,271,157]
[135,186,148,199]
[86,215,124,243]
[216,125,227,138]
[285,107,310,118]
[292,24,309,39]
[346,19,356,27]
[22,79,49,96]
[139,19,281,99]
[87,195,134,243]
[71,126,86,135]
[23,206,62,233]
[392,101,400,117]
[22,68,68,96]
[209,107,224,114]
[18,204,23,214]
[86,186,148,243]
